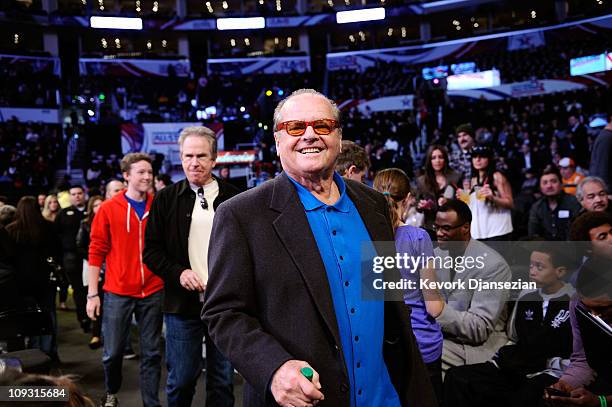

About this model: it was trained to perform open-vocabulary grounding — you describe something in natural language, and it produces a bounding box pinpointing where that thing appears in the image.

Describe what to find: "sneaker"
[102,393,118,407]
[123,351,137,360]
[89,336,102,350]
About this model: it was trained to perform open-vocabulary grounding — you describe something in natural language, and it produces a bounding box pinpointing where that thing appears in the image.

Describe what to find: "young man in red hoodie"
[86,152,164,407]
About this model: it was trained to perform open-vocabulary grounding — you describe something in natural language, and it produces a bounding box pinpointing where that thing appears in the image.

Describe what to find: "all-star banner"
[121,122,224,166]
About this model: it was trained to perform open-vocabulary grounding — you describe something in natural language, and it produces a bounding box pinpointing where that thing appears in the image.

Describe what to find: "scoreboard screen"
[570,53,606,76]
[422,65,449,80]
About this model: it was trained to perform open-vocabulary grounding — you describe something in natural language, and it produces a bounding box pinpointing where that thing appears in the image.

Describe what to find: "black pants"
[427,358,443,406]
[444,362,557,407]
[63,252,88,327]
[58,280,68,303]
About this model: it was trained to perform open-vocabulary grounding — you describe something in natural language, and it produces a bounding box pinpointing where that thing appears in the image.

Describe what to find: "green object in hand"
[300,367,314,382]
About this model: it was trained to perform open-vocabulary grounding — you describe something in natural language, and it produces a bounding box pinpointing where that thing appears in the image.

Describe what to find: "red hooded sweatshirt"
[89,190,164,297]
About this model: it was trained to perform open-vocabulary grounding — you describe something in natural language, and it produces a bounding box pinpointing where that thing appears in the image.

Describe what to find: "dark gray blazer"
[202,172,437,407]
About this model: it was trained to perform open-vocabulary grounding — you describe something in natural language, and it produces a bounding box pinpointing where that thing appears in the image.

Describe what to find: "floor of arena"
[53,299,244,405]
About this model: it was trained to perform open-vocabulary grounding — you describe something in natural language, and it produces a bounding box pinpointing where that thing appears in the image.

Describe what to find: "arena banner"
[326,42,469,72]
[207,56,310,75]
[0,107,61,124]
[0,54,61,76]
[79,58,190,77]
[49,15,90,27]
[166,18,216,31]
[447,79,589,100]
[121,122,224,166]
[266,15,334,28]
[506,31,546,51]
[216,150,257,165]
[352,95,415,113]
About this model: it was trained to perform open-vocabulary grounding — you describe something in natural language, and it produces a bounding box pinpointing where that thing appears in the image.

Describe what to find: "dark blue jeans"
[164,313,235,407]
[102,291,162,407]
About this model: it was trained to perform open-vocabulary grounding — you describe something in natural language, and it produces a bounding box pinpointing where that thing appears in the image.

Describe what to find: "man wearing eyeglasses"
[202,89,436,407]
[143,126,240,407]
[425,199,511,372]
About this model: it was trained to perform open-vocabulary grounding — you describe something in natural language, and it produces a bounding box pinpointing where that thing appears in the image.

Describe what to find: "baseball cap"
[559,157,575,168]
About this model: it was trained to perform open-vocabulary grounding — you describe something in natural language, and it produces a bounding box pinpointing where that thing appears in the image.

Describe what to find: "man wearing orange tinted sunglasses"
[202,89,436,407]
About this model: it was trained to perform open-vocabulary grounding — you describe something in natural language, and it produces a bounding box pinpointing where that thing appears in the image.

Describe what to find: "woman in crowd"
[5,196,61,361]
[42,194,60,222]
[459,145,514,240]
[42,194,66,309]
[416,145,461,234]
[76,195,104,350]
[374,168,443,403]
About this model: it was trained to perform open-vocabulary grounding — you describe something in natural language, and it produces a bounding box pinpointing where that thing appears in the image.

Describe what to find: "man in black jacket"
[55,185,88,331]
[202,89,436,407]
[143,126,240,407]
[529,165,581,241]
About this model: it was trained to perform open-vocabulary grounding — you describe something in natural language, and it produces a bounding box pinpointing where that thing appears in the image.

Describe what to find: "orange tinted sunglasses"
[275,119,339,136]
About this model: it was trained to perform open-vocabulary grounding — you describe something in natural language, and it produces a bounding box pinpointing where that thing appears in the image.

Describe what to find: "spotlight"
[265,90,273,96]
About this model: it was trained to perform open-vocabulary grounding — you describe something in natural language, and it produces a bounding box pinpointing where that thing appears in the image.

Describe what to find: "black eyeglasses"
[432,223,466,232]
[197,188,208,210]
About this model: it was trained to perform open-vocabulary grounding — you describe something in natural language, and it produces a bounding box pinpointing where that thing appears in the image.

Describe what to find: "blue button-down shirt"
[288,173,401,407]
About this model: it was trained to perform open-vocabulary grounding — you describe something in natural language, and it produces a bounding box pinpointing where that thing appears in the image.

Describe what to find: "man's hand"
[271,360,324,407]
[86,296,101,321]
[546,387,601,407]
[180,269,205,292]
[544,380,575,406]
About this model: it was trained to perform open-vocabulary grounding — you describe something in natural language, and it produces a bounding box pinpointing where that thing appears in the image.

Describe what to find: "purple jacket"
[395,225,443,364]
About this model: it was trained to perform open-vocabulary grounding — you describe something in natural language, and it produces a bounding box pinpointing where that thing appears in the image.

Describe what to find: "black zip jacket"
[55,205,86,253]
[143,177,240,318]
